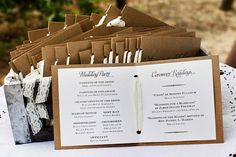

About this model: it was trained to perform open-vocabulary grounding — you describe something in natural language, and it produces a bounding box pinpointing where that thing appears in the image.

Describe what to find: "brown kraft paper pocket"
[115,41,125,63]
[55,46,68,65]
[92,40,111,63]
[79,49,92,64]
[28,28,48,42]
[141,36,201,61]
[42,46,56,77]
[48,22,65,34]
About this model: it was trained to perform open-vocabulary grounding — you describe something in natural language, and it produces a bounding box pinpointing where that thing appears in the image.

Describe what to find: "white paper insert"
[57,59,216,146]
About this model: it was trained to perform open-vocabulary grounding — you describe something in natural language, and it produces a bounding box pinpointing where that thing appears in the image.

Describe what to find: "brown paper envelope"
[12,54,31,76]
[128,37,137,53]
[66,24,111,42]
[79,49,92,64]
[65,14,76,26]
[116,32,148,37]
[104,44,111,57]
[42,46,56,77]
[84,27,132,40]
[55,46,68,65]
[121,6,167,27]
[48,21,65,34]
[16,42,34,50]
[107,27,127,34]
[15,41,41,53]
[137,37,141,49]
[13,39,50,60]
[68,40,92,52]
[75,15,90,23]
[103,5,121,24]
[10,50,17,59]
[28,28,48,42]
[162,32,196,37]
[149,26,175,33]
[137,26,174,32]
[84,34,115,40]
[90,13,102,25]
[12,22,83,75]
[116,41,125,62]
[111,37,126,50]
[68,25,128,42]
[141,36,201,61]
[67,40,93,64]
[67,42,80,64]
[47,43,67,47]
[115,27,134,34]
[92,40,111,63]
[31,53,42,66]
[151,28,187,36]
[79,19,95,32]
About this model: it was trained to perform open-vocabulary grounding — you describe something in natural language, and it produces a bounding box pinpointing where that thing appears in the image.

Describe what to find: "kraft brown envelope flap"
[55,46,68,65]
[92,40,111,63]
[67,25,128,42]
[12,22,83,75]
[167,32,196,37]
[141,36,201,61]
[84,34,115,40]
[67,40,92,64]
[66,24,110,42]
[84,27,131,40]
[20,23,80,61]
[42,46,56,77]
[137,37,141,49]
[67,42,80,64]
[12,53,31,76]
[31,53,42,66]
[75,15,90,23]
[116,41,125,62]
[28,28,48,42]
[103,5,121,24]
[79,19,95,32]
[111,37,126,50]
[121,6,168,27]
[48,21,65,34]
[65,14,76,26]
[14,42,41,57]
[107,27,127,34]
[16,42,35,50]
[115,27,134,34]
[151,28,187,36]
[79,49,92,64]
[128,38,138,61]
[111,37,126,62]
[125,38,129,50]
[104,44,111,57]
[10,50,17,59]
[137,26,173,32]
[148,25,175,33]
[90,13,102,25]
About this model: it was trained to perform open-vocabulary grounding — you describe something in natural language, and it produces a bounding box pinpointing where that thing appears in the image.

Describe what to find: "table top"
[1,63,236,157]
